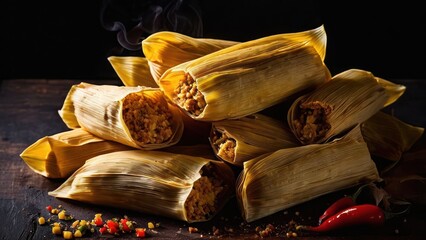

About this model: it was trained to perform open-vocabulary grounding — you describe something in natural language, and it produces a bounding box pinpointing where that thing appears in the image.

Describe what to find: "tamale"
[158,39,330,121]
[288,69,406,144]
[362,111,424,161]
[19,128,132,178]
[49,149,235,223]
[210,114,300,166]
[59,82,183,150]
[142,25,327,82]
[108,56,158,88]
[236,126,379,222]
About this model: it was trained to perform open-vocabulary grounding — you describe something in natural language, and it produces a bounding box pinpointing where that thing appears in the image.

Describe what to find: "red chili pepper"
[303,204,385,233]
[318,184,370,224]
[318,196,356,224]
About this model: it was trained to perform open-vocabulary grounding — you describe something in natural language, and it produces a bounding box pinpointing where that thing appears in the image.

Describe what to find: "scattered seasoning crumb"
[295,211,300,216]
[395,229,399,234]
[188,227,199,233]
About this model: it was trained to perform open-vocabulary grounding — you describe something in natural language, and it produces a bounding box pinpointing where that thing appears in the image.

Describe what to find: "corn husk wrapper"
[210,114,299,166]
[19,129,132,178]
[159,39,330,121]
[59,82,183,150]
[108,56,158,88]
[362,111,424,161]
[143,25,327,82]
[236,126,379,222]
[49,149,235,223]
[288,69,406,144]
[142,31,238,82]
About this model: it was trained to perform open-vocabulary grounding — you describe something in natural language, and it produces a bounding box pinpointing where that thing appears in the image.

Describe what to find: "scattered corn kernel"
[74,229,82,238]
[63,230,73,239]
[51,208,59,214]
[38,217,46,225]
[58,210,66,220]
[52,226,62,235]
[71,220,80,229]
[147,222,155,229]
[79,220,87,226]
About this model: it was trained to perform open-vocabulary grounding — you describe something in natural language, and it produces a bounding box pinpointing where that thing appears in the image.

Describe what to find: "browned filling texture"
[211,130,236,163]
[174,74,206,116]
[293,101,332,144]
[122,92,174,145]
[184,164,225,221]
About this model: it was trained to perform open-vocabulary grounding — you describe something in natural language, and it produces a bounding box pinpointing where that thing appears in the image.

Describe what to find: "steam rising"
[101,0,203,51]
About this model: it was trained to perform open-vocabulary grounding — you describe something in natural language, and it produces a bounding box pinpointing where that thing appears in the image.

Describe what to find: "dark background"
[2,0,425,81]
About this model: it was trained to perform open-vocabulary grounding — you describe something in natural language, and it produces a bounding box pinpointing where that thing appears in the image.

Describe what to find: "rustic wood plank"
[0,79,425,239]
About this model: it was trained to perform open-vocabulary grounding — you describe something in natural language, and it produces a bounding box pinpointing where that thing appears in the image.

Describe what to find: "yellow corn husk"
[361,111,424,161]
[236,125,379,222]
[58,82,183,150]
[49,149,235,223]
[142,31,238,81]
[288,69,406,144]
[19,128,133,178]
[159,39,330,121]
[210,114,299,166]
[108,56,158,88]
[142,25,327,82]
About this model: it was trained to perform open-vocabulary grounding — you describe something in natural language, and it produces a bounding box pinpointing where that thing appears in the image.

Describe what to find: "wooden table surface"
[1,78,425,239]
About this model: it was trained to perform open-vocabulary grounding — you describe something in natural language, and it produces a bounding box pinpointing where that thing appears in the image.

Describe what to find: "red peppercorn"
[46,205,52,213]
[136,228,146,238]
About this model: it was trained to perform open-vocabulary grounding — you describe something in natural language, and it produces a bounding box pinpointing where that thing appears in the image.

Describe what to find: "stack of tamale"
[20,25,424,224]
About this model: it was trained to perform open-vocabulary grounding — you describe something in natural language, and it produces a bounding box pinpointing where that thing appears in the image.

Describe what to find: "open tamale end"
[107,56,158,88]
[362,111,424,161]
[210,114,299,166]
[236,126,379,222]
[59,82,183,150]
[49,149,235,223]
[159,40,330,121]
[288,69,406,144]
[19,128,133,178]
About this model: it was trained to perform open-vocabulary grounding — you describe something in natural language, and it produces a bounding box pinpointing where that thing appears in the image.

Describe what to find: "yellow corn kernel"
[63,230,73,239]
[52,226,62,235]
[79,220,87,226]
[74,230,82,238]
[58,210,66,220]
[38,217,45,225]
[71,220,79,229]
[147,222,155,229]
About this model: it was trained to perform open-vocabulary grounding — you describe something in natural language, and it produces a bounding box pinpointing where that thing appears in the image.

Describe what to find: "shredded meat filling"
[293,101,332,144]
[184,165,225,221]
[122,92,174,145]
[174,74,206,116]
[211,130,236,163]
